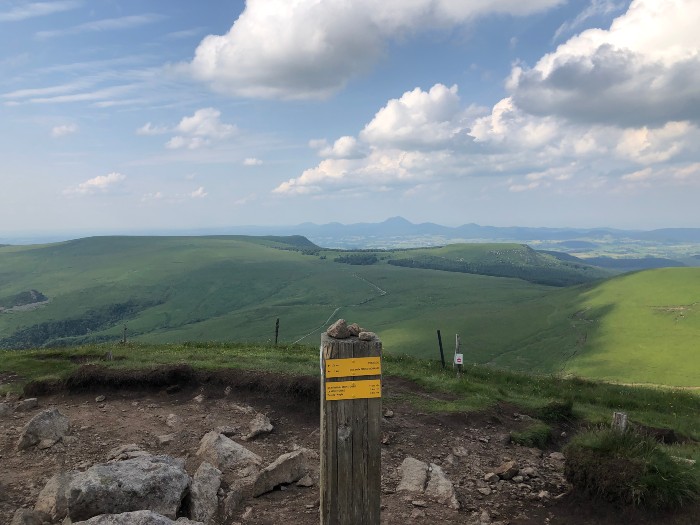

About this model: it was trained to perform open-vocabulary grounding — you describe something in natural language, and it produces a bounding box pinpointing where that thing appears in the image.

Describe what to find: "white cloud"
[51,124,78,137]
[553,0,626,41]
[0,1,81,22]
[190,187,207,198]
[64,172,126,195]
[243,157,263,166]
[315,136,365,159]
[165,108,236,150]
[141,191,164,202]
[136,122,169,136]
[187,0,563,99]
[36,14,163,39]
[274,82,700,197]
[510,0,700,127]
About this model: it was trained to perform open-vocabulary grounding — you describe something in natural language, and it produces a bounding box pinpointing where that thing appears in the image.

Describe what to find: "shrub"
[511,420,551,448]
[564,428,699,509]
[536,399,576,423]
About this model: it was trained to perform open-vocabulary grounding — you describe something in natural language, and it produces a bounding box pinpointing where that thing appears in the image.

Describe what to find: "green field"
[0,236,698,387]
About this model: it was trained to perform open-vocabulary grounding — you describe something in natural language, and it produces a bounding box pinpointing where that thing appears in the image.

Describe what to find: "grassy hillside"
[0,237,697,387]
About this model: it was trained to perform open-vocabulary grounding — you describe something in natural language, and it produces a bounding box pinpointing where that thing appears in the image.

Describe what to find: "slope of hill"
[0,237,697,387]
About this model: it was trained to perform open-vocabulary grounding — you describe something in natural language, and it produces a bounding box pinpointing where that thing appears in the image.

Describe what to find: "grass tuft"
[511,420,551,448]
[564,428,700,509]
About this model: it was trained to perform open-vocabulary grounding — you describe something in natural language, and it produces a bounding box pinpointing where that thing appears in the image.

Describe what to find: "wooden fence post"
[275,318,280,345]
[612,411,628,432]
[437,329,445,369]
[320,330,382,525]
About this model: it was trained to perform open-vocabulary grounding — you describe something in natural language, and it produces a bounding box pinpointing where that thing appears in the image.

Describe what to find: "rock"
[411,500,427,507]
[196,431,262,472]
[166,414,180,429]
[410,509,426,519]
[512,475,524,483]
[193,395,205,404]
[66,455,190,521]
[190,462,221,524]
[95,396,106,403]
[397,457,429,493]
[452,446,469,457]
[538,490,551,501]
[479,509,492,524]
[484,473,499,483]
[10,508,49,525]
[347,323,364,336]
[519,467,538,478]
[157,434,175,446]
[383,409,394,418]
[425,464,459,509]
[494,460,519,480]
[35,472,72,520]
[477,487,491,496]
[71,510,203,524]
[359,331,377,341]
[548,452,565,462]
[106,444,149,462]
[296,474,314,487]
[37,438,59,449]
[242,414,273,441]
[0,402,12,417]
[17,408,70,450]
[252,448,316,497]
[15,398,39,412]
[215,426,238,437]
[326,319,351,339]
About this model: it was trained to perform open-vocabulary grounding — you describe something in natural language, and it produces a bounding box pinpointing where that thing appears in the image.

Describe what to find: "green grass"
[564,428,700,508]
[511,421,552,448]
[1,237,698,387]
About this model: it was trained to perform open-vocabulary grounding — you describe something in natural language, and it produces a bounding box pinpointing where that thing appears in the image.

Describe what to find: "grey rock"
[397,457,429,493]
[425,463,459,509]
[10,508,49,525]
[106,444,149,462]
[190,462,221,524]
[494,460,519,480]
[196,431,261,472]
[35,472,73,520]
[512,475,524,483]
[358,331,377,341]
[296,474,314,487]
[166,414,180,429]
[95,396,106,403]
[326,319,351,339]
[193,395,205,404]
[242,414,273,441]
[15,398,39,412]
[0,402,12,417]
[66,455,190,521]
[157,434,176,446]
[519,467,538,478]
[549,452,565,462]
[215,425,238,437]
[484,473,499,483]
[347,323,364,336]
[17,408,70,450]
[252,448,315,497]
[72,510,203,524]
[477,487,491,496]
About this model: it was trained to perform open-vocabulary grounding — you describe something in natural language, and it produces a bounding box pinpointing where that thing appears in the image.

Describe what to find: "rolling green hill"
[0,236,697,387]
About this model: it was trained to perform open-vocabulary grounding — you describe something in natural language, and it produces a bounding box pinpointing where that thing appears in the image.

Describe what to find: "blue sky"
[1,0,698,235]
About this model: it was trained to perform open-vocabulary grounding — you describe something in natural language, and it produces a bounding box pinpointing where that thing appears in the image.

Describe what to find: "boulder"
[189,462,221,524]
[72,510,203,524]
[494,460,519,480]
[14,398,39,412]
[425,464,459,509]
[359,331,378,341]
[196,431,261,472]
[35,472,73,520]
[347,323,365,336]
[242,414,273,441]
[326,319,351,339]
[397,457,429,493]
[252,449,315,497]
[0,402,12,417]
[17,408,70,450]
[66,455,190,521]
[10,508,49,525]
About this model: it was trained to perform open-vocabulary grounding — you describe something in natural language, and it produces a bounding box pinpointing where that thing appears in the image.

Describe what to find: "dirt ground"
[1,368,697,525]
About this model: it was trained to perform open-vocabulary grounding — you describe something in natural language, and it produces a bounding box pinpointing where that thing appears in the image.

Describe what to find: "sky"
[1,0,699,236]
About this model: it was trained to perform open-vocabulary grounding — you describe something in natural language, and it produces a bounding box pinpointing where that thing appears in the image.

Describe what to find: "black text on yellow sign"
[325,357,381,378]
[325,379,381,401]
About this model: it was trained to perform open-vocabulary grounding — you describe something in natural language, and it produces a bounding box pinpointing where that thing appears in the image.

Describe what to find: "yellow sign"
[325,379,381,400]
[325,357,381,378]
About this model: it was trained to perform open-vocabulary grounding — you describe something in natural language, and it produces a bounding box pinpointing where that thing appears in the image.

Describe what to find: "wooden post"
[454,334,463,377]
[275,318,280,345]
[320,332,382,525]
[612,411,628,432]
[122,324,127,345]
[437,329,445,369]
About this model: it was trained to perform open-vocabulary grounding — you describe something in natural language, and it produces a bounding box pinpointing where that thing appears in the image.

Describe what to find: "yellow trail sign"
[325,379,381,401]
[325,357,381,378]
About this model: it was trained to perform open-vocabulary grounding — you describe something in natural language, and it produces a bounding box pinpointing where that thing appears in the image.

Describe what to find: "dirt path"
[1,373,697,525]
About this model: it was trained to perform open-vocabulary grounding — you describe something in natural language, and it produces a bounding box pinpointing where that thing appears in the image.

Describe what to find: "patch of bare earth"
[0,369,697,524]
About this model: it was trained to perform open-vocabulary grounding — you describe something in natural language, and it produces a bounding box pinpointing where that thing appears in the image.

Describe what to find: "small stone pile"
[326,319,378,341]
